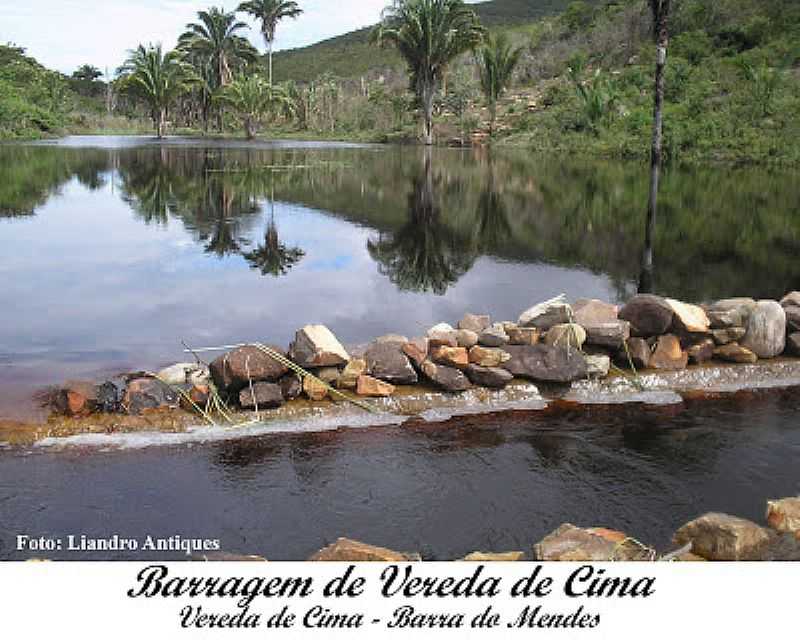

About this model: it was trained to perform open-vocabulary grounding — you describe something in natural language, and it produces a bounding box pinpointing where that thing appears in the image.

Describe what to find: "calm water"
[1,392,799,560]
[1,136,799,420]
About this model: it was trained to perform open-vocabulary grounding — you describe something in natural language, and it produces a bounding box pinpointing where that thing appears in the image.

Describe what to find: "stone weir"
[10,292,800,447]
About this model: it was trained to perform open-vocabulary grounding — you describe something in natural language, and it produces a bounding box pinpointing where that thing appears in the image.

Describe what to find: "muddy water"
[1,390,798,561]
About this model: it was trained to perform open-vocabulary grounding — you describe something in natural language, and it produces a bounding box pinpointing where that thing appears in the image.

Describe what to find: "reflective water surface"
[0,391,798,560]
[1,136,799,420]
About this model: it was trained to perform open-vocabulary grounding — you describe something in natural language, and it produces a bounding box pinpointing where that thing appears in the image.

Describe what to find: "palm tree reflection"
[244,217,305,276]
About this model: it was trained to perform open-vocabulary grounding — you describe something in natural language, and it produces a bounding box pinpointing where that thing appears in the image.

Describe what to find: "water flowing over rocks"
[742,300,786,358]
[673,513,771,560]
[289,325,349,368]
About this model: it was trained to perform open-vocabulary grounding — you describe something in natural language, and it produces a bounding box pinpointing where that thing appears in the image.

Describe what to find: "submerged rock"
[290,325,349,368]
[365,342,418,385]
[421,361,472,393]
[469,345,511,368]
[308,538,414,562]
[544,323,586,350]
[210,345,289,394]
[458,313,491,333]
[502,345,589,383]
[478,323,510,347]
[585,320,630,350]
[619,294,674,337]
[649,335,688,371]
[714,343,758,364]
[533,523,650,561]
[124,377,180,415]
[742,300,786,359]
[464,364,514,389]
[673,512,770,560]
[239,382,284,411]
[518,300,573,330]
[356,375,395,398]
[766,498,800,538]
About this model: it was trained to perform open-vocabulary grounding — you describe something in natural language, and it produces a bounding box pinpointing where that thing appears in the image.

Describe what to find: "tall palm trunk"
[268,41,273,86]
[421,82,435,146]
[156,108,167,139]
[641,0,671,293]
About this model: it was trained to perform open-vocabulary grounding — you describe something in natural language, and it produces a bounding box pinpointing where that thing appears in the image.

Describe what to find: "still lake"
[1,135,799,420]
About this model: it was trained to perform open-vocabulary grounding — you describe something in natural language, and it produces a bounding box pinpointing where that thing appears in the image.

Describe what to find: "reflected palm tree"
[367,151,476,295]
[244,217,305,276]
[473,162,512,251]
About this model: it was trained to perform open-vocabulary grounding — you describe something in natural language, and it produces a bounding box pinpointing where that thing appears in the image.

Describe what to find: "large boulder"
[766,498,800,538]
[210,345,289,394]
[502,345,589,383]
[619,294,674,337]
[741,300,786,359]
[458,313,491,333]
[533,524,650,561]
[469,345,511,368]
[585,320,631,350]
[421,361,471,393]
[239,382,284,411]
[365,342,418,385]
[666,299,710,334]
[464,364,514,389]
[649,335,688,371]
[544,323,586,350]
[290,325,349,368]
[308,538,414,562]
[573,298,618,327]
[124,377,180,415]
[518,300,573,330]
[673,513,770,560]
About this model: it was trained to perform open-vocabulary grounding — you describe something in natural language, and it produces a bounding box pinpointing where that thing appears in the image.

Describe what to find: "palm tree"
[238,0,303,86]
[373,0,484,145]
[119,44,196,138]
[178,7,258,91]
[244,219,305,276]
[475,32,522,135]
[218,75,294,138]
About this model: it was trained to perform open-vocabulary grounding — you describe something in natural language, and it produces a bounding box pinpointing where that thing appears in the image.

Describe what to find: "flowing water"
[1,136,799,560]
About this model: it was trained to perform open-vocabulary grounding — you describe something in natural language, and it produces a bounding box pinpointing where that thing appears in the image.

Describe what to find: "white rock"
[742,300,786,359]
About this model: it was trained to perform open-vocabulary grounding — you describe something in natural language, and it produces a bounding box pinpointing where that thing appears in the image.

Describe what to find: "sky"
[2,0,482,76]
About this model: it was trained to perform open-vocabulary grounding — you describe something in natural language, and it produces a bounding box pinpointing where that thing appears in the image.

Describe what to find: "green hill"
[272,0,582,83]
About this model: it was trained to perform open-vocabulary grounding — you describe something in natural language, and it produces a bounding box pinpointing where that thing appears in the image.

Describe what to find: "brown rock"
[460,551,525,561]
[427,323,458,347]
[365,342,418,384]
[533,523,650,561]
[468,345,511,368]
[649,335,688,371]
[279,375,302,400]
[421,361,472,393]
[210,345,289,394]
[478,324,510,347]
[289,325,349,368]
[666,298,711,333]
[54,380,99,416]
[503,345,589,383]
[618,337,651,369]
[766,497,800,537]
[687,338,715,365]
[464,365,514,389]
[585,320,631,350]
[573,298,618,327]
[507,326,540,346]
[184,384,211,409]
[356,375,395,397]
[309,538,414,562]
[458,313,491,333]
[714,343,758,364]
[239,382,284,411]
[619,294,674,337]
[673,512,770,560]
[402,339,429,369]
[713,327,746,345]
[431,346,469,369]
[339,358,367,390]
[124,377,180,415]
[455,329,479,349]
[303,377,329,402]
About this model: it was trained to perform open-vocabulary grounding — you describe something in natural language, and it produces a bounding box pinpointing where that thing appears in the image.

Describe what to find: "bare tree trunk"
[245,116,256,140]
[422,83,435,146]
[640,0,671,294]
[268,42,274,86]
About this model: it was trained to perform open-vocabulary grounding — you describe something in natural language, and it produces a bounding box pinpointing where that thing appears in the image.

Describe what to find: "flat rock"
[460,551,524,561]
[619,294,674,337]
[649,335,688,371]
[458,313,491,333]
[673,512,770,560]
[742,300,786,359]
[573,298,618,327]
[356,375,395,397]
[431,346,469,369]
[308,538,412,562]
[518,300,573,330]
[714,343,758,364]
[585,320,630,350]
[339,358,367,390]
[469,345,511,368]
[421,361,472,393]
[303,377,329,402]
[544,323,587,350]
[239,382,284,411]
[766,498,800,537]
[502,345,589,383]
[713,327,746,345]
[687,338,715,365]
[464,364,514,388]
[454,329,479,349]
[666,298,710,333]
[402,339,429,369]
[210,345,289,394]
[533,524,650,561]
[507,326,540,345]
[365,342,418,385]
[290,325,349,368]
[478,323,510,347]
[124,377,180,415]
[585,355,611,377]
